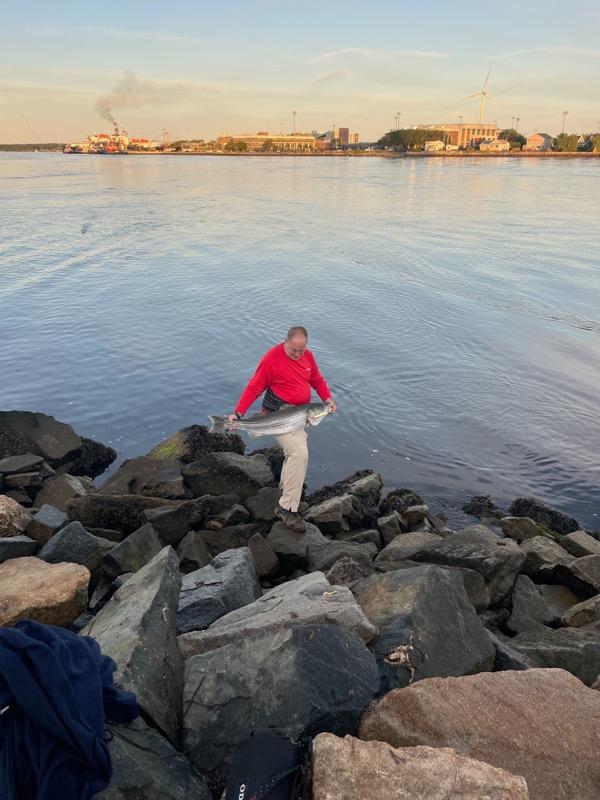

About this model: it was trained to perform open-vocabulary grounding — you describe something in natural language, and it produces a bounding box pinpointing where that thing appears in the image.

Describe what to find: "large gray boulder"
[183,624,379,773]
[306,539,377,573]
[247,532,279,578]
[96,718,211,800]
[26,504,68,545]
[178,572,376,658]
[508,497,580,534]
[267,520,328,572]
[499,516,551,543]
[102,523,163,579]
[374,532,443,570]
[243,486,282,521]
[0,534,38,561]
[142,494,240,546]
[0,453,44,474]
[176,531,212,574]
[520,536,574,580]
[376,512,405,546]
[304,493,365,535]
[561,595,600,628]
[38,521,115,575]
[199,522,268,557]
[176,548,261,634]
[506,575,554,634]
[81,547,182,745]
[182,452,273,500]
[561,530,600,558]
[146,423,245,462]
[34,474,90,512]
[98,456,185,500]
[510,628,600,685]
[67,494,171,535]
[555,555,600,597]
[307,470,383,508]
[326,557,374,586]
[352,565,495,692]
[413,529,525,604]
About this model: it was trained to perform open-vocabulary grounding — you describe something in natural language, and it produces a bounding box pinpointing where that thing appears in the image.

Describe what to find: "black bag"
[224,731,311,800]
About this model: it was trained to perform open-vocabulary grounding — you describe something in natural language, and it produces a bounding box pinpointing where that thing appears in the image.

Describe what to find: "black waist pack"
[224,732,311,800]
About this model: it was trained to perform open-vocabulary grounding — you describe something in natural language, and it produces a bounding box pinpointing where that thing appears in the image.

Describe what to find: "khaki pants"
[275,428,308,513]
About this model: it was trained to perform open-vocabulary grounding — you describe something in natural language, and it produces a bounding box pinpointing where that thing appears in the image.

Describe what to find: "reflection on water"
[1,153,599,526]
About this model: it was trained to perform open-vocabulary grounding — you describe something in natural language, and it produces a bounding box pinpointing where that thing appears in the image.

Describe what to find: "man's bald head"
[284,326,308,360]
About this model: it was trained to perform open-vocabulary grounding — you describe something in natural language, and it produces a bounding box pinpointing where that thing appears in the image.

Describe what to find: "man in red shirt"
[228,326,336,532]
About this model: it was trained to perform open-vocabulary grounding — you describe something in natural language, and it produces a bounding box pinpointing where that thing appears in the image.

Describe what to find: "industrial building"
[216,132,316,151]
[416,123,499,148]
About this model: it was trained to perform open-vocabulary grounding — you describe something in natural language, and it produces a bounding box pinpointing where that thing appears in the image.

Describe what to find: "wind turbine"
[462,67,492,123]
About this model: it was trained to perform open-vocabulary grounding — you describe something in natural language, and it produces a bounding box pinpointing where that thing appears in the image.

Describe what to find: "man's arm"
[309,353,336,410]
[233,354,273,417]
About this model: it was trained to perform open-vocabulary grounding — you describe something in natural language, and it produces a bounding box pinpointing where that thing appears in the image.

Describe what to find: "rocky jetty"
[2,411,600,798]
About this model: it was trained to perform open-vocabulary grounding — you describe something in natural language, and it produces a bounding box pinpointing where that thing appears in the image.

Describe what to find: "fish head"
[306,405,332,427]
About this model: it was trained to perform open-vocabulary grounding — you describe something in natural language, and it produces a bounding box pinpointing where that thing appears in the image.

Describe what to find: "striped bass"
[208,403,332,439]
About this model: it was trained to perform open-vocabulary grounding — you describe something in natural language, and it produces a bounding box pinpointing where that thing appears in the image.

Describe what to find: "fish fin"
[208,415,226,433]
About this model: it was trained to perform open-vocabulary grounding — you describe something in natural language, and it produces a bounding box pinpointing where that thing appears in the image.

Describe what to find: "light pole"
[511,116,515,129]
[292,111,297,133]
[515,117,520,132]
[395,112,401,130]
[561,111,569,134]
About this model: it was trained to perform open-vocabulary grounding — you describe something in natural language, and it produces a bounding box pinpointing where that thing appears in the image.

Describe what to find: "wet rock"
[374,532,443,570]
[182,624,379,773]
[0,557,89,626]
[176,530,212,574]
[555,555,600,597]
[267,521,328,573]
[57,436,116,478]
[200,522,267,556]
[359,668,600,800]
[506,576,554,634]
[307,539,377,573]
[462,495,502,519]
[147,423,245,462]
[142,494,239,546]
[0,453,44,474]
[176,548,261,634]
[244,486,282,521]
[326,556,373,586]
[96,717,211,800]
[183,452,273,501]
[67,494,171,535]
[380,488,424,516]
[376,512,405,546]
[335,528,382,548]
[510,628,600,685]
[178,572,376,659]
[0,534,38,561]
[307,470,383,508]
[102,523,163,579]
[304,493,365,535]
[247,532,279,578]
[0,494,32,537]
[34,473,90,512]
[248,445,285,482]
[82,547,182,745]
[26,504,68,545]
[98,456,184,499]
[561,595,600,628]
[311,734,529,800]
[499,517,551,542]
[0,411,81,464]
[38,520,115,575]
[508,497,580,535]
[561,530,600,558]
[402,504,429,526]
[352,565,495,692]
[520,536,574,580]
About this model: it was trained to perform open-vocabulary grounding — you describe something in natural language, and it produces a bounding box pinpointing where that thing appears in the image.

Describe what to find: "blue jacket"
[0,619,139,800]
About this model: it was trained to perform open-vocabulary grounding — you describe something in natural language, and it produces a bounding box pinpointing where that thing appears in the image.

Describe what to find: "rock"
[213,503,249,527]
[102,523,164,579]
[182,624,379,772]
[0,453,44,474]
[326,556,373,586]
[67,494,172,535]
[247,532,279,578]
[177,572,376,658]
[147,423,245,463]
[561,595,600,628]
[380,488,424,516]
[402,504,429,526]
[33,473,90,512]
[0,494,32,537]
[244,486,282,521]
[307,539,377,573]
[561,530,600,558]
[177,548,261,634]
[199,522,267,556]
[176,530,212,573]
[267,521,328,573]
[89,573,133,613]
[0,534,38,561]
[142,494,239,546]
[248,445,285,482]
[359,667,600,800]
[376,512,405,546]
[487,630,534,671]
[56,436,116,478]
[499,517,551,542]
[0,557,89,626]
[462,495,502,518]
[412,529,525,605]
[555,555,600,597]
[508,497,580,535]
[311,734,529,800]
[304,493,365,535]
[510,628,600,685]
[374,532,443,570]
[335,528,382,548]
[538,584,581,617]
[96,717,211,800]
[520,536,574,580]
[307,470,383,508]
[82,547,182,745]
[4,472,42,492]
[182,452,273,501]
[4,488,32,506]
[37,521,115,575]
[479,608,510,629]
[506,575,554,634]
[98,456,184,499]
[26,504,68,545]
[352,565,495,692]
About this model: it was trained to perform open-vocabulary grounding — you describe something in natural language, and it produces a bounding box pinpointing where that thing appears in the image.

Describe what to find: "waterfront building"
[349,133,360,145]
[479,138,510,152]
[216,132,316,151]
[416,123,499,148]
[524,133,554,151]
[338,127,349,147]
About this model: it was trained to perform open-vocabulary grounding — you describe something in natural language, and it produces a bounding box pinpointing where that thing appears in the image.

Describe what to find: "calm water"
[1,153,599,527]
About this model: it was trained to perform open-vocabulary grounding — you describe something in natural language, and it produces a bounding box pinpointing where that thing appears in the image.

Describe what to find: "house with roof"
[525,133,554,151]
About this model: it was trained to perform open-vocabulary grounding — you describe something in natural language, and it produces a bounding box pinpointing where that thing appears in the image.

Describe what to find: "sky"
[1,0,599,142]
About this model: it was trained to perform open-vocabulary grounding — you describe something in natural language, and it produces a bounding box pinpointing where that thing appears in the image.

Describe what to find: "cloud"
[308,47,449,65]
[490,45,600,60]
[312,68,352,85]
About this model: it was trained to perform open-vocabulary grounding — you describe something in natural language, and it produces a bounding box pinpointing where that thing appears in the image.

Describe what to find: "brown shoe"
[274,505,306,533]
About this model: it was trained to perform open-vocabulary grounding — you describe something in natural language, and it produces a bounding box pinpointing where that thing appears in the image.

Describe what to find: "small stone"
[0,534,38,561]
[26,504,68,544]
[0,494,32,537]
[0,453,44,475]
[561,530,600,558]
[247,532,279,578]
[34,473,89,512]
[176,530,212,574]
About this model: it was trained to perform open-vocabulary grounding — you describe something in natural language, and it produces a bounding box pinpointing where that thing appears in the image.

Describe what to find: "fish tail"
[208,415,227,433]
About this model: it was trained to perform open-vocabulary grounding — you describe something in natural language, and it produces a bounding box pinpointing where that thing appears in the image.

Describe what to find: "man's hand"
[227,413,238,423]
[226,413,240,430]
[326,399,337,413]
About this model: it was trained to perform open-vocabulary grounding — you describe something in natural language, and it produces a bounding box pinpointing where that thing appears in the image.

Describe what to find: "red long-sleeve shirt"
[235,342,332,416]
